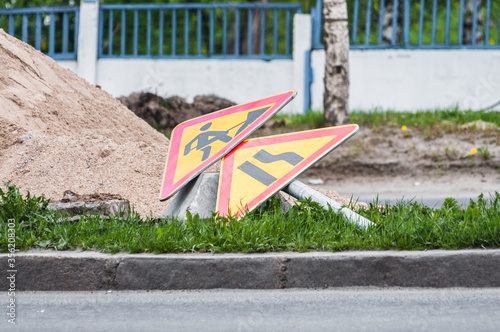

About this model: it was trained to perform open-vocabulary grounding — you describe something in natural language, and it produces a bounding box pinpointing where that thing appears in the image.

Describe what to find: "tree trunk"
[463,0,484,45]
[381,2,402,44]
[236,0,268,55]
[323,0,350,125]
[252,0,268,54]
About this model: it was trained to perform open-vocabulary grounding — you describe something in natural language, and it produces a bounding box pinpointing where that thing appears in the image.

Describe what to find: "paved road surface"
[313,174,498,208]
[344,194,488,208]
[4,288,500,331]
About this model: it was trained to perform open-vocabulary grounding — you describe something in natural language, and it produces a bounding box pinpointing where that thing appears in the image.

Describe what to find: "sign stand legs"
[160,173,292,222]
[160,173,219,221]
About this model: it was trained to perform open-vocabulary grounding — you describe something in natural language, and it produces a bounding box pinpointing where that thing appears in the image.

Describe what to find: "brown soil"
[309,125,500,179]
[117,92,236,133]
[298,124,500,202]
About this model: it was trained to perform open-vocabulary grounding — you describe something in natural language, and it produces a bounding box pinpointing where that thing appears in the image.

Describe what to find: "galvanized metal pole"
[284,180,374,230]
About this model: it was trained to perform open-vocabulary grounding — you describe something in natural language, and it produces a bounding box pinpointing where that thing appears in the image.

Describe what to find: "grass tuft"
[350,108,500,129]
[274,110,327,129]
[278,109,500,134]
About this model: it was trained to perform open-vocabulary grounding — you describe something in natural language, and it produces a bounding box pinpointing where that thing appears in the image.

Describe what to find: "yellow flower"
[490,39,495,45]
[401,125,407,131]
[470,148,477,154]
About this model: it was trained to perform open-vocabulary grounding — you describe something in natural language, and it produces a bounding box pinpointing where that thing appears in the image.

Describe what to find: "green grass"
[350,109,500,129]
[274,110,327,129]
[1,184,499,254]
[274,109,500,133]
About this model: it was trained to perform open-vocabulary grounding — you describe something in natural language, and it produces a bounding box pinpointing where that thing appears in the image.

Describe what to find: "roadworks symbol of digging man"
[183,108,267,162]
[159,91,297,201]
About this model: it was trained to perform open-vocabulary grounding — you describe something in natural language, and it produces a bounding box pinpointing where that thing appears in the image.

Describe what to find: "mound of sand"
[0,29,172,216]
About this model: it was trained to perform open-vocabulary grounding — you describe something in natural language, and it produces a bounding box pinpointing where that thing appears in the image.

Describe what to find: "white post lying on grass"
[284,180,374,230]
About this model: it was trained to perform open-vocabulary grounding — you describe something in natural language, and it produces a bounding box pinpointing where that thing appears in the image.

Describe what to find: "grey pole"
[284,180,374,230]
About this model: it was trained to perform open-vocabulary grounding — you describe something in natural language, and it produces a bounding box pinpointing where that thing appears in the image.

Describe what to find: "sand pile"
[0,29,171,217]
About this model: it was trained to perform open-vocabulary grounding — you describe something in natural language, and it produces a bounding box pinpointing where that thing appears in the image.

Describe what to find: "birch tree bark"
[323,0,350,125]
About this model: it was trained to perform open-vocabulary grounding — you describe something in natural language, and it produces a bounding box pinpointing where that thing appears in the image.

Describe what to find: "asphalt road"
[4,288,500,331]
[316,173,499,208]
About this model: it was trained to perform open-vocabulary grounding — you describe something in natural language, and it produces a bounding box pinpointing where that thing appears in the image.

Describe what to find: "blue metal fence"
[98,3,301,59]
[312,0,500,49]
[0,6,79,60]
[5,1,498,62]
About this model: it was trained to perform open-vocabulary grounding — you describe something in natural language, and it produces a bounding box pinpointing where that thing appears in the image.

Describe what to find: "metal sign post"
[284,180,374,229]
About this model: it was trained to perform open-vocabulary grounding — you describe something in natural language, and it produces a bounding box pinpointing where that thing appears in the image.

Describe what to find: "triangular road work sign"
[216,124,359,218]
[159,91,296,201]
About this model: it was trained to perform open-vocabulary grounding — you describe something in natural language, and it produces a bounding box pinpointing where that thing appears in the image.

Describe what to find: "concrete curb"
[1,250,499,290]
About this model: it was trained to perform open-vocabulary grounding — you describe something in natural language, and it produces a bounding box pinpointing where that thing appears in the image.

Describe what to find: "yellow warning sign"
[159,91,296,201]
[217,125,359,218]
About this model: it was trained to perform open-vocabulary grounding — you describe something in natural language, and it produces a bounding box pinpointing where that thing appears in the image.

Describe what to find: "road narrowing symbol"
[159,91,296,201]
[216,124,359,219]
[238,150,304,186]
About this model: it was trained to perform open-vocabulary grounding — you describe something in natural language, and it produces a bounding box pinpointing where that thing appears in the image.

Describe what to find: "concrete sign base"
[160,173,219,221]
[160,173,291,222]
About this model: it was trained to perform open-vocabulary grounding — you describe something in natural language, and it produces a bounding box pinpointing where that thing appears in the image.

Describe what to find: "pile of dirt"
[310,125,500,180]
[117,92,236,132]
[0,29,174,217]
